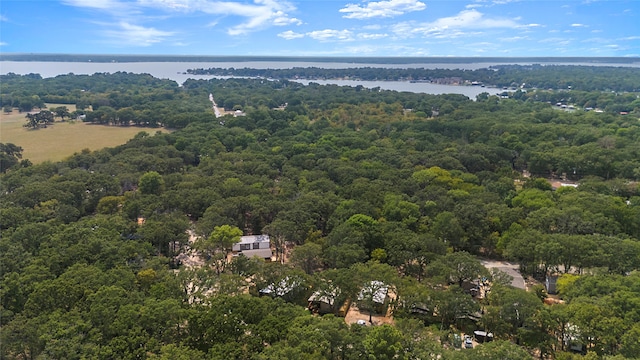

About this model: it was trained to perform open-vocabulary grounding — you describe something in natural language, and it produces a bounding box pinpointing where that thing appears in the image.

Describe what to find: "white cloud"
[340,0,426,19]
[279,29,389,42]
[307,29,354,42]
[1,15,8,21]
[391,9,521,39]
[67,0,143,18]
[65,0,302,37]
[500,35,528,42]
[0,41,7,46]
[278,30,304,40]
[272,11,302,26]
[538,37,572,46]
[357,33,388,40]
[581,36,607,44]
[429,9,519,29]
[197,0,302,35]
[103,22,175,46]
[137,0,196,11]
[571,23,587,27]
[466,0,520,8]
[62,0,122,10]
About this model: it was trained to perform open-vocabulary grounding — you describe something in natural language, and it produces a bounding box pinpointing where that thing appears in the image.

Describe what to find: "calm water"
[2,60,635,98]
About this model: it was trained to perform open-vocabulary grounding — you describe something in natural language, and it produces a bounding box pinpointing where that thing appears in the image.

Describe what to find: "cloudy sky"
[1,0,638,57]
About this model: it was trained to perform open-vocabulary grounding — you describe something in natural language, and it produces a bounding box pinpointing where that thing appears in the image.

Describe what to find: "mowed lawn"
[1,104,169,164]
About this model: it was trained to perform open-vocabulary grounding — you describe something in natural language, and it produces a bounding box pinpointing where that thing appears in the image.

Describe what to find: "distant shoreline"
[1,53,639,65]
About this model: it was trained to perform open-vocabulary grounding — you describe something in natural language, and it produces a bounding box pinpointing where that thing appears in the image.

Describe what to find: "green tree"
[431,286,480,330]
[96,195,125,214]
[0,143,23,173]
[482,285,543,343]
[138,171,164,195]
[363,324,406,360]
[194,224,242,274]
[431,212,466,251]
[147,344,205,360]
[290,242,323,274]
[428,251,488,287]
[52,106,70,121]
[452,340,534,360]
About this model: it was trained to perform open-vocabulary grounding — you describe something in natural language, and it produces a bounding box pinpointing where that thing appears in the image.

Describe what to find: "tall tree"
[138,171,164,195]
[0,143,23,172]
[194,224,243,274]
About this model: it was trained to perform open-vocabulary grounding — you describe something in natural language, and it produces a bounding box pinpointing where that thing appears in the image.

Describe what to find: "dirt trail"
[175,229,204,269]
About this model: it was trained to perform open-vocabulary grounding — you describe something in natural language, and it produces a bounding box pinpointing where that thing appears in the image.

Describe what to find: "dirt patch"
[175,229,204,269]
[344,303,395,326]
[344,289,396,326]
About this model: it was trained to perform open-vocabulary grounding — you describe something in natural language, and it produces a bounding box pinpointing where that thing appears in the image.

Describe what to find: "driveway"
[481,260,526,290]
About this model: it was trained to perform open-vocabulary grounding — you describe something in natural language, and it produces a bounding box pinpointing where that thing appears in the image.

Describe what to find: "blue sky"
[1,0,638,57]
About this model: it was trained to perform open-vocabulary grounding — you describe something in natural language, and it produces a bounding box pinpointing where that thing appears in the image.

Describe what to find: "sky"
[0,0,638,57]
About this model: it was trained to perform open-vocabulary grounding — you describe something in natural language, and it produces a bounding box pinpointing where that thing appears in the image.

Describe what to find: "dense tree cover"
[188,65,640,92]
[0,143,24,173]
[2,73,640,359]
[0,72,211,128]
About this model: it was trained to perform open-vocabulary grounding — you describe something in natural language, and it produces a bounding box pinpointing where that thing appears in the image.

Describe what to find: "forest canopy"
[1,68,640,359]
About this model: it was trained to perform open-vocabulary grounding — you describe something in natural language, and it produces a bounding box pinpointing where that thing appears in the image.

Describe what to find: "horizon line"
[2,53,639,62]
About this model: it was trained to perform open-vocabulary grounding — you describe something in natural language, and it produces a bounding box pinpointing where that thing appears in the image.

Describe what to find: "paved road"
[481,260,526,290]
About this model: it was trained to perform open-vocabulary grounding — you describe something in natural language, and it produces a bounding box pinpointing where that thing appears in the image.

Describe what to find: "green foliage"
[2,71,640,359]
[363,325,406,360]
[138,171,164,195]
[0,142,23,172]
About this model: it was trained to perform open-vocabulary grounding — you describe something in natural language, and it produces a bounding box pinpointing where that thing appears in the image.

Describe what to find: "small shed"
[308,287,340,314]
[473,330,494,343]
[357,281,389,314]
[545,274,559,295]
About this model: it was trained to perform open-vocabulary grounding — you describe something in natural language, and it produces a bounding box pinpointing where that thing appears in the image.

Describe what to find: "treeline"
[1,73,640,359]
[188,64,640,92]
[0,72,213,129]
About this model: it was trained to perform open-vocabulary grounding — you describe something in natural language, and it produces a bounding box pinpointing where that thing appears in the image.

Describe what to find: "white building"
[232,235,272,260]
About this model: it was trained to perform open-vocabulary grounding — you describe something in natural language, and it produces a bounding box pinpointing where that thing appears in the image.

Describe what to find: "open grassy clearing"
[1,104,169,164]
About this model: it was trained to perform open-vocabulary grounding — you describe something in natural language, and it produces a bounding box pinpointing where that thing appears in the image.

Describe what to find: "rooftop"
[237,234,270,244]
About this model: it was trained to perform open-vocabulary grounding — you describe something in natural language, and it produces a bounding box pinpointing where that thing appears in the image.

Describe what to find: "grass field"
[0,104,169,164]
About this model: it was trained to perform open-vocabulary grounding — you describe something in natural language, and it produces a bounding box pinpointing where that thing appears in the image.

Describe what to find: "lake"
[2,60,634,98]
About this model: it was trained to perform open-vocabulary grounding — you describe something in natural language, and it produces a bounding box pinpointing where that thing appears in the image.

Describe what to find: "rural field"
[1,104,169,164]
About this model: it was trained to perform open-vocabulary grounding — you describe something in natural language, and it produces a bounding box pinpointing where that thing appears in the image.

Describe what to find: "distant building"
[232,235,272,260]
